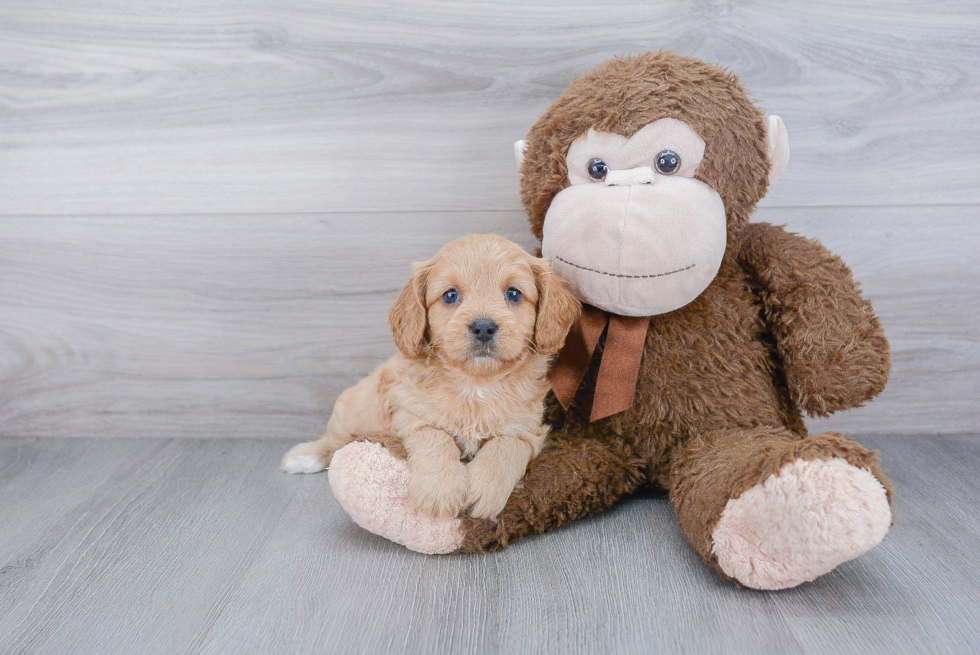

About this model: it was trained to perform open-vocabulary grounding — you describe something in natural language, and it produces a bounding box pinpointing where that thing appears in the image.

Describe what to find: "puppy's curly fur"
[282,234,580,520]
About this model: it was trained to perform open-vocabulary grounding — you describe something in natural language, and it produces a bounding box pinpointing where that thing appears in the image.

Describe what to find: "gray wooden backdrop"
[1,0,978,439]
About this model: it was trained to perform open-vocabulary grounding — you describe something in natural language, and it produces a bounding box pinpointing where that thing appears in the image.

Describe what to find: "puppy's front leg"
[466,435,538,520]
[404,428,469,519]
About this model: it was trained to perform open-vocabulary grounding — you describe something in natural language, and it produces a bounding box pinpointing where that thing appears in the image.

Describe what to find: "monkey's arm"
[738,221,890,416]
[459,428,644,551]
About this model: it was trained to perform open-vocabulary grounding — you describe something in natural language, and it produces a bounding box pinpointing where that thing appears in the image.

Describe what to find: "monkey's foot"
[711,457,891,590]
[328,441,463,554]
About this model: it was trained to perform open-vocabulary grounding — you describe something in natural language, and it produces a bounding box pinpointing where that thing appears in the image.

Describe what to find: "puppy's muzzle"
[469,318,498,344]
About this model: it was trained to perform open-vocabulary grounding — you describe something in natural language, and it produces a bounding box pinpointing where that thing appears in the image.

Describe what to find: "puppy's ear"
[532,258,581,355]
[388,261,432,358]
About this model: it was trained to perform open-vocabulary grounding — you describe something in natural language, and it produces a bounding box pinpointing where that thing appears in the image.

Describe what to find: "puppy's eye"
[505,287,522,303]
[587,158,608,182]
[442,289,459,304]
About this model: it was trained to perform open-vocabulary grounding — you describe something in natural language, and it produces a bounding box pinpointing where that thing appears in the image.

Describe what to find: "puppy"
[281,234,580,519]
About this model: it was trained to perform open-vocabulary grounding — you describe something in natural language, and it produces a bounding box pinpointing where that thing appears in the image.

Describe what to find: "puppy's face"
[425,238,538,369]
[389,234,580,374]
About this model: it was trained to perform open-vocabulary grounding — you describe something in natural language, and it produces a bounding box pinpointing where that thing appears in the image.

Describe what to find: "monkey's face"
[540,118,727,317]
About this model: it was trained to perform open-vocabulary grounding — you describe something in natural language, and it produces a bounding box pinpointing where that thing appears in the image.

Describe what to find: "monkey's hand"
[738,221,890,416]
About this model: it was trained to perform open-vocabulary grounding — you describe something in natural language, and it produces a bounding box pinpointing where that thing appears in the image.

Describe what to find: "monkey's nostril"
[469,318,498,344]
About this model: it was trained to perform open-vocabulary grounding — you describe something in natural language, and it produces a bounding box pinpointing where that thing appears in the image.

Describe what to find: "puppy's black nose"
[469,318,498,344]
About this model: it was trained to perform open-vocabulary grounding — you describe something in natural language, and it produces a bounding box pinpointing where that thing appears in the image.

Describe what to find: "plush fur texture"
[327,52,893,589]
[284,234,580,520]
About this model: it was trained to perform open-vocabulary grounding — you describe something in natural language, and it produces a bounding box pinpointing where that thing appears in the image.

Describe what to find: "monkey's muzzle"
[541,176,727,316]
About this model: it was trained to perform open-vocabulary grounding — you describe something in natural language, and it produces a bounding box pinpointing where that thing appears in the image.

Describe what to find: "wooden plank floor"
[1,436,978,654]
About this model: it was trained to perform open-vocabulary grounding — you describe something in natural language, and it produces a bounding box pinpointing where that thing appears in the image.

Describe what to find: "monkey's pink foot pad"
[711,457,892,590]
[328,441,463,554]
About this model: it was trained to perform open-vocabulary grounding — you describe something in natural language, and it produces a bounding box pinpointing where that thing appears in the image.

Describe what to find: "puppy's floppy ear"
[388,260,432,358]
[532,258,581,355]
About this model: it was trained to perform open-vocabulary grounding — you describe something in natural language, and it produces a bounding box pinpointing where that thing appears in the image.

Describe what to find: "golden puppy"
[281,234,580,519]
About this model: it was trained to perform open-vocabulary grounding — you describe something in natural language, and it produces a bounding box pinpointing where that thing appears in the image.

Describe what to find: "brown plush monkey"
[325,51,893,590]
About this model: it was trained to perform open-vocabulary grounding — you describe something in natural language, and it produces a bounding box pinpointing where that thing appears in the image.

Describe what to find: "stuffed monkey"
[324,51,893,590]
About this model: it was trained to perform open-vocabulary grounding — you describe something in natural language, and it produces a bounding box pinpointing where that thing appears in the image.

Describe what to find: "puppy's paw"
[466,457,517,520]
[408,461,469,519]
[281,441,332,474]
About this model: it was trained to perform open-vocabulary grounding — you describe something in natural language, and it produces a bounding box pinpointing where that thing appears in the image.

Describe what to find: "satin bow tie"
[549,304,651,422]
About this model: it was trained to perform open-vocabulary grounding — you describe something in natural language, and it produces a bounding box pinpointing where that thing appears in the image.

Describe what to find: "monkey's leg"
[327,432,644,554]
[667,428,893,590]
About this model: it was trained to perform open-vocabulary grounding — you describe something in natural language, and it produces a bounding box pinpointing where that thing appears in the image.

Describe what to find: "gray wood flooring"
[0,435,978,655]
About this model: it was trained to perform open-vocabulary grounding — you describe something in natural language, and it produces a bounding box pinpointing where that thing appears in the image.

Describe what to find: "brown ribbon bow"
[549,304,651,422]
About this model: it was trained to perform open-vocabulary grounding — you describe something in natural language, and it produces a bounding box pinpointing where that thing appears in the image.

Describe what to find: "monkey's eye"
[655,150,681,175]
[587,158,609,182]
[505,287,522,303]
[442,289,459,304]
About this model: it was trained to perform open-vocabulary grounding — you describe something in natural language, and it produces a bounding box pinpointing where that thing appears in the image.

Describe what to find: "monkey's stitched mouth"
[555,256,696,279]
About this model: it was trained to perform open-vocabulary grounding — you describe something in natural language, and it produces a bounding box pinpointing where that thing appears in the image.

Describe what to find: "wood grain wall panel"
[1,1,978,214]
[1,206,975,438]
[0,212,539,439]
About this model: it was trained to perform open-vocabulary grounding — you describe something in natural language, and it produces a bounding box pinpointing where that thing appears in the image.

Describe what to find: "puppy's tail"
[281,438,337,474]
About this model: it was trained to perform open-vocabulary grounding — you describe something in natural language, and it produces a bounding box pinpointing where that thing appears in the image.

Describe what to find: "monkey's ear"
[388,261,431,359]
[532,259,582,355]
[766,115,790,186]
[514,139,528,171]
